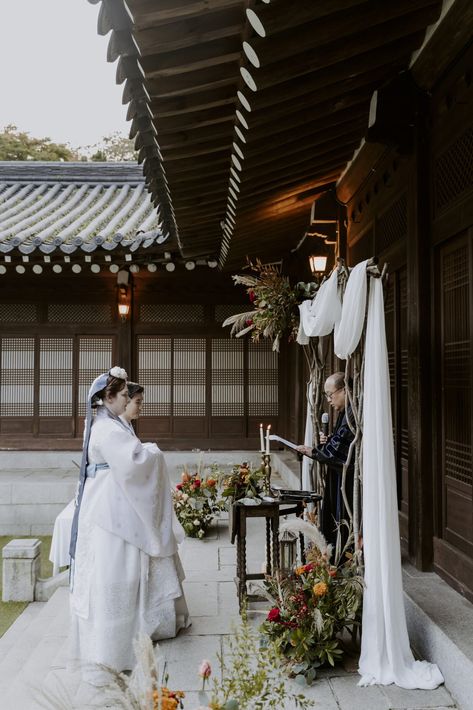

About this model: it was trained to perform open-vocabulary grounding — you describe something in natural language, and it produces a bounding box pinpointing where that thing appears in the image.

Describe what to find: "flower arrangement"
[172,469,224,538]
[220,462,265,502]
[259,519,363,683]
[222,259,318,352]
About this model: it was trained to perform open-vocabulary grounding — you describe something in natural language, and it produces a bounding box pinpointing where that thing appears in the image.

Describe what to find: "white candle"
[260,423,264,452]
[266,424,271,454]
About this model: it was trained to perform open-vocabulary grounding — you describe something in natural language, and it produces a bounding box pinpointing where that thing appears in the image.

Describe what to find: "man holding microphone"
[297,372,355,556]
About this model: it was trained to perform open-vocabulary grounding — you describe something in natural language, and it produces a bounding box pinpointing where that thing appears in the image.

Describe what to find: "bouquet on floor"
[220,462,266,503]
[259,519,363,683]
[172,468,224,538]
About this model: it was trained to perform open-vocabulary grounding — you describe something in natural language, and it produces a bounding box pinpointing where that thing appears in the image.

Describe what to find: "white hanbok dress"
[69,406,189,677]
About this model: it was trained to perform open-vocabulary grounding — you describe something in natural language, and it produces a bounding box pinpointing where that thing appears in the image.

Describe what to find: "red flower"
[267,607,281,622]
[176,483,183,490]
[302,563,314,574]
[249,290,256,302]
[194,479,201,487]
[245,319,254,326]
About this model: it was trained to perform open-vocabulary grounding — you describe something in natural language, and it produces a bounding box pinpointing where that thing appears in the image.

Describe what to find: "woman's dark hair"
[92,375,127,408]
[127,382,144,399]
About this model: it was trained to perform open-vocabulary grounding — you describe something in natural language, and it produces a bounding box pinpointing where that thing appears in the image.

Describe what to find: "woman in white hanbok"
[69,368,189,679]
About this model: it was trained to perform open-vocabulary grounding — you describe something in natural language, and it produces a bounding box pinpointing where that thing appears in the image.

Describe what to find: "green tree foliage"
[86,131,137,162]
[0,124,78,161]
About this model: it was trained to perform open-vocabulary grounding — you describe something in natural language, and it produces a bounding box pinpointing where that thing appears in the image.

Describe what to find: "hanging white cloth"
[358,276,443,689]
[298,268,342,340]
[302,382,314,491]
[333,260,368,359]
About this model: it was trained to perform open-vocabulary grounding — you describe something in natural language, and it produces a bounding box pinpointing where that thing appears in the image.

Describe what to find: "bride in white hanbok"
[69,368,189,679]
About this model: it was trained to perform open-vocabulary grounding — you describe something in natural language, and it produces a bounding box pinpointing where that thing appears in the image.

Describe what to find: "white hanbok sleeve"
[89,422,184,557]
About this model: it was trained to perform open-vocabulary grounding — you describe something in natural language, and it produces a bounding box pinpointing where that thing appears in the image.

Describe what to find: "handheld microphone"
[321,412,329,437]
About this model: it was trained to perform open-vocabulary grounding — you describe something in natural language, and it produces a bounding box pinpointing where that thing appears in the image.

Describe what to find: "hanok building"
[1,0,473,608]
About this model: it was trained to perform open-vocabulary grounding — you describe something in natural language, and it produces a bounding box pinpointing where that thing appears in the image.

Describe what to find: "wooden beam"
[147,63,239,99]
[251,1,441,67]
[246,0,366,36]
[149,85,237,117]
[141,37,242,78]
[128,0,243,29]
[246,29,427,92]
[132,8,243,55]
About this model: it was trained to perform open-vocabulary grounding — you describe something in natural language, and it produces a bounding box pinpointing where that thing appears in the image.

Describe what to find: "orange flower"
[295,566,305,576]
[328,568,337,578]
[313,582,328,597]
[206,478,217,487]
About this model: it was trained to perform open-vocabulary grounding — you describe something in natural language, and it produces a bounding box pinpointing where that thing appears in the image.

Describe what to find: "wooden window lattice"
[174,338,206,416]
[48,304,112,324]
[376,193,407,254]
[39,338,73,416]
[0,337,35,416]
[214,305,247,322]
[137,337,172,416]
[248,341,278,416]
[211,339,244,416]
[140,304,205,323]
[77,337,114,417]
[441,243,471,486]
[0,304,37,323]
[435,126,473,211]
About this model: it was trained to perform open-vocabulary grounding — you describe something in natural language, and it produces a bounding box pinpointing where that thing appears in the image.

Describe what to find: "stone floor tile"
[183,614,240,636]
[331,675,391,710]
[218,581,240,614]
[182,581,218,617]
[285,677,340,710]
[380,683,456,708]
[158,634,222,690]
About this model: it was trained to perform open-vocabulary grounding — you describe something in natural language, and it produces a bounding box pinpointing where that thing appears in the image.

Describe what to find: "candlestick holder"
[261,453,271,494]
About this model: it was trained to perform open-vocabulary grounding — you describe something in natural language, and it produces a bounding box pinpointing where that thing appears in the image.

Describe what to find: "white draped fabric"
[298,261,443,689]
[69,407,189,679]
[298,267,342,341]
[302,383,314,491]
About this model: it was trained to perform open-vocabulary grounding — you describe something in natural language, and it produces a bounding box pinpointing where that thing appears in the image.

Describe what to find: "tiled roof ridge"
[0,161,145,184]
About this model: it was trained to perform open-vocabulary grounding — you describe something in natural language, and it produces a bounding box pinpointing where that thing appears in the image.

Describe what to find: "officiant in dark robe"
[297,372,355,554]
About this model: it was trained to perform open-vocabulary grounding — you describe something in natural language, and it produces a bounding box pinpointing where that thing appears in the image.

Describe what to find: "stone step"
[0,601,44,663]
[0,588,70,707]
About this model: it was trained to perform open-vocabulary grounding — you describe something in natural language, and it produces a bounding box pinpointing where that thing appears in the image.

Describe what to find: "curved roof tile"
[0,161,165,255]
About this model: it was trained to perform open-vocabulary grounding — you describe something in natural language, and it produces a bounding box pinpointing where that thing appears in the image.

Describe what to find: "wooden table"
[231,498,305,612]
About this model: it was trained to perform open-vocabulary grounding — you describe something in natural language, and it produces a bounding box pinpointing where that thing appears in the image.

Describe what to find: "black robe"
[310,408,355,553]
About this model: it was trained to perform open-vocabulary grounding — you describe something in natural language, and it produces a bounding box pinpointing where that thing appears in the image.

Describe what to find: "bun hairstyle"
[127,382,144,399]
[92,373,127,408]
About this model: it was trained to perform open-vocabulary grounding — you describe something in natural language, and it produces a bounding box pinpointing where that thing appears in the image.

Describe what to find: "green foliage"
[83,131,137,162]
[0,124,77,161]
[204,613,314,710]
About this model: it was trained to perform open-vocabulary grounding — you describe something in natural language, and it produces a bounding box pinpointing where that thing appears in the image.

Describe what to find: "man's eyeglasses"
[324,386,344,402]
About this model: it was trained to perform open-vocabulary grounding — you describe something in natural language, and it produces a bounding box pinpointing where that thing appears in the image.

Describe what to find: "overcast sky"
[0,0,128,150]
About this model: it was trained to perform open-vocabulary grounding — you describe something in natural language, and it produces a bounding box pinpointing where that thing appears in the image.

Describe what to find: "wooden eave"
[91,0,444,269]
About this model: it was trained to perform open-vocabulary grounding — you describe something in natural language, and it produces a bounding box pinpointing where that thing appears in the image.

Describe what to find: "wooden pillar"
[406,94,433,570]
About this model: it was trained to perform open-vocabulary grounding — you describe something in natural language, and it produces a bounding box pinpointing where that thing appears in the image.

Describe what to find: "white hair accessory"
[109,366,128,380]
[95,398,103,406]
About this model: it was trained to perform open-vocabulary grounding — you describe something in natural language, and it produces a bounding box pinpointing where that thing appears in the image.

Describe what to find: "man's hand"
[296,445,313,456]
[319,432,328,445]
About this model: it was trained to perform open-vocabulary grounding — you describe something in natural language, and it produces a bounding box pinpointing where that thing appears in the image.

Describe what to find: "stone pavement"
[0,507,459,710]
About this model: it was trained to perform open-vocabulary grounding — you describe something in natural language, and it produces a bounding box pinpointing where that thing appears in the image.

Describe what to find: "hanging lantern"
[279,525,297,576]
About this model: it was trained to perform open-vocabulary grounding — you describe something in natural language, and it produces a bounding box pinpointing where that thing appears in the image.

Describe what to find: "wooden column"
[406,94,433,570]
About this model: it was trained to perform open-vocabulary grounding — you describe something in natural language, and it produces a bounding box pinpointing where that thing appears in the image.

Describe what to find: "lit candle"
[260,423,265,452]
[266,424,271,454]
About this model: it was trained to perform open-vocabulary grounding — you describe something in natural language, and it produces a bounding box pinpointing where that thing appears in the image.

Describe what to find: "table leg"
[237,514,247,613]
[271,514,280,572]
[265,517,272,576]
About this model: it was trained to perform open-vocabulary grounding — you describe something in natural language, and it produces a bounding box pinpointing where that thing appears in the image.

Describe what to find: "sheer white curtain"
[299,261,443,689]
